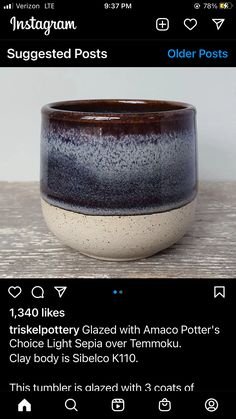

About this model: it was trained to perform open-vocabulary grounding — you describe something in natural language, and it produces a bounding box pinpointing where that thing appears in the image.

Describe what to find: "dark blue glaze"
[40,100,197,215]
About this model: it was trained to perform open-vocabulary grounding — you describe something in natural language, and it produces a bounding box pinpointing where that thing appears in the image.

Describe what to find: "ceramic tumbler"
[40,99,197,261]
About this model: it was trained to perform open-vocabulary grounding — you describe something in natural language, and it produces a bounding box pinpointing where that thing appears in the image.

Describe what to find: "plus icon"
[156,18,169,31]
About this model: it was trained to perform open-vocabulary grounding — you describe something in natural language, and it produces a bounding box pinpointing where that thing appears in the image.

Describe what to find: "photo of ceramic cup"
[40,99,197,261]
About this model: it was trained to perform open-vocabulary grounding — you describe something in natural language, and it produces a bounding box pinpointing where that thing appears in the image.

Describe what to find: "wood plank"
[0,182,235,278]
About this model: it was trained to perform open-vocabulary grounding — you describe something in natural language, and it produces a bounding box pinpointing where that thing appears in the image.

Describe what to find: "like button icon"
[8,286,22,298]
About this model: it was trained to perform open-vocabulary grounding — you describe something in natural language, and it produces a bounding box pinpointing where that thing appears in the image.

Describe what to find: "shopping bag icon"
[158,398,171,412]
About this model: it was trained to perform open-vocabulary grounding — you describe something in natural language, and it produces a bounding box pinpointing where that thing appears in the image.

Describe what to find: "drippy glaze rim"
[42,99,196,124]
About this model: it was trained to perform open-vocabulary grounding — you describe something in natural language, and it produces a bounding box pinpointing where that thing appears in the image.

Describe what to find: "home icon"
[18,399,31,412]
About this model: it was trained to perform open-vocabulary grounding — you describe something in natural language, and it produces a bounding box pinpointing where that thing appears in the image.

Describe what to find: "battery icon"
[219,2,233,8]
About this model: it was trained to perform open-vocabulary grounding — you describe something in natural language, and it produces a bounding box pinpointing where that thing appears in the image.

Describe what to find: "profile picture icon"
[205,398,219,412]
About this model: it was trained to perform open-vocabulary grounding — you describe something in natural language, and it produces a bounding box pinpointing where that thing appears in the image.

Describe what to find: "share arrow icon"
[212,18,225,30]
[54,286,67,298]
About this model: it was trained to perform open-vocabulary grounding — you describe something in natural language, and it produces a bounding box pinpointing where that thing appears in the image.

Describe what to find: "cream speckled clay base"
[41,198,196,261]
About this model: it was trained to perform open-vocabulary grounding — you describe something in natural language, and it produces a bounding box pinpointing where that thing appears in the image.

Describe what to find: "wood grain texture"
[0,182,235,279]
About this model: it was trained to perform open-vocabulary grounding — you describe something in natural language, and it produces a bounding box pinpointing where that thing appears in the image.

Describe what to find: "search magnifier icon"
[65,399,78,412]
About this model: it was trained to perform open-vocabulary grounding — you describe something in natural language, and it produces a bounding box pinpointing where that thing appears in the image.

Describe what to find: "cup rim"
[41,99,196,123]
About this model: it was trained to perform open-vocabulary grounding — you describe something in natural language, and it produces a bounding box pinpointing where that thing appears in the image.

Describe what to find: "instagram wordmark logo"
[9,16,78,36]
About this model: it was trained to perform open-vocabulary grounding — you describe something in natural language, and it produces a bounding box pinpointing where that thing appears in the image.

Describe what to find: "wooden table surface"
[0,182,235,279]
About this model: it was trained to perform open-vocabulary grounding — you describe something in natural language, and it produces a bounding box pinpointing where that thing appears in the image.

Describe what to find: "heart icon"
[8,286,22,298]
[184,18,198,31]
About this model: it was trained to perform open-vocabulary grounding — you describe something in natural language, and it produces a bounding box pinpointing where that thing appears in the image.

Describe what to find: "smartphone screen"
[0,1,235,417]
